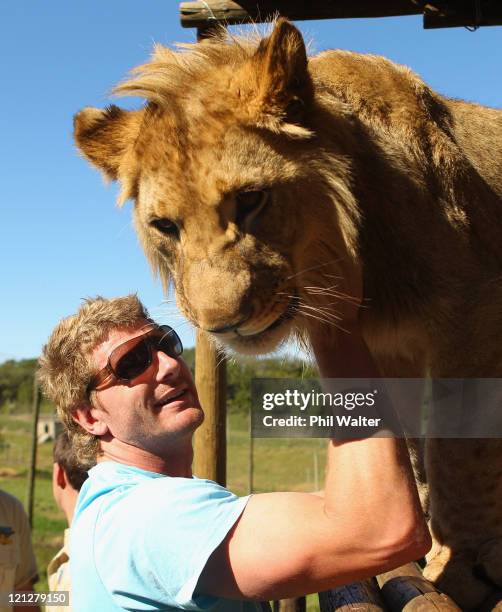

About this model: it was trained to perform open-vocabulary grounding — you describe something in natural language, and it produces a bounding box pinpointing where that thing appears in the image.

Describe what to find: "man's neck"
[97,436,194,478]
[62,491,78,526]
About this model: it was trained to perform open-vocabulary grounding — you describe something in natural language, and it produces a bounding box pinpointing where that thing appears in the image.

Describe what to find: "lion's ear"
[73,105,140,181]
[252,18,313,130]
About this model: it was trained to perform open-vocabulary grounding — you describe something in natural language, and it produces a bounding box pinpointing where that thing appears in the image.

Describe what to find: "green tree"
[0,358,37,412]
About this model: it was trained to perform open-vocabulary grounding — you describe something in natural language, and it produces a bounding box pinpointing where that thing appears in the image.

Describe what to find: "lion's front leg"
[424,438,502,610]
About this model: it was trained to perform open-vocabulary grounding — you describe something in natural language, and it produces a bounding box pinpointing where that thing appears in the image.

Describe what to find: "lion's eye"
[150,218,179,238]
[235,189,269,226]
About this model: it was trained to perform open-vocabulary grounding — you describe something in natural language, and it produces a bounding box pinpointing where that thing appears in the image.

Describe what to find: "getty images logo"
[262,389,377,412]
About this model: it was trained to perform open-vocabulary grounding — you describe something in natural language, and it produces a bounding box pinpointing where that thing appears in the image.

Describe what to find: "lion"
[73,19,502,609]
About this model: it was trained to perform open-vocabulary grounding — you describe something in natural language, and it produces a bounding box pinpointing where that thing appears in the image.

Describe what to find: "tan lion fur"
[74,20,502,608]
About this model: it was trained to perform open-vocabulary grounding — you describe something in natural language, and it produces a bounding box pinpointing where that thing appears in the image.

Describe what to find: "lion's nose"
[206,317,249,334]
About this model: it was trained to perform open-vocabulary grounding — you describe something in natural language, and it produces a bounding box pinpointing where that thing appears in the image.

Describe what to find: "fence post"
[273,598,306,611]
[193,330,227,485]
[248,407,254,494]
[26,375,41,528]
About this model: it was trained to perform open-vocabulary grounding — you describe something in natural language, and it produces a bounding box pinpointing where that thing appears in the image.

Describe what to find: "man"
[38,294,430,611]
[0,490,39,612]
[46,432,90,611]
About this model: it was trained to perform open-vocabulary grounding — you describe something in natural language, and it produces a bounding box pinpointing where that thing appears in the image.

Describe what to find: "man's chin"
[168,404,204,436]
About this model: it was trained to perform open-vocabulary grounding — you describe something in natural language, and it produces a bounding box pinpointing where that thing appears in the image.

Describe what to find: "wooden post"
[194,330,227,485]
[377,563,461,611]
[319,579,386,611]
[248,405,254,494]
[273,598,306,611]
[180,0,422,29]
[26,376,41,528]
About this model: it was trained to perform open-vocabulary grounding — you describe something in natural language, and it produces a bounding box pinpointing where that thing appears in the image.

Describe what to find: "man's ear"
[73,105,141,181]
[251,18,313,129]
[54,462,67,489]
[72,402,109,437]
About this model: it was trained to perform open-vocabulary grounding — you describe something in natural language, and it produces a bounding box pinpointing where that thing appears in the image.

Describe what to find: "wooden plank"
[319,579,387,611]
[180,1,422,29]
[193,329,227,485]
[377,563,461,611]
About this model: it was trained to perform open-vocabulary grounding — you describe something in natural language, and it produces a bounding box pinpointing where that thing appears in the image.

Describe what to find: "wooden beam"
[318,579,386,611]
[197,23,221,40]
[180,1,422,29]
[193,329,227,485]
[424,1,502,29]
[377,563,461,611]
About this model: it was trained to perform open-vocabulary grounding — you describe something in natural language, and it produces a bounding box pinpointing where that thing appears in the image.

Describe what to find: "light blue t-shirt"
[71,461,261,611]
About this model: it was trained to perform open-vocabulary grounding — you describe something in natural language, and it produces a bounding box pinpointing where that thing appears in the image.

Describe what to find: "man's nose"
[155,349,181,381]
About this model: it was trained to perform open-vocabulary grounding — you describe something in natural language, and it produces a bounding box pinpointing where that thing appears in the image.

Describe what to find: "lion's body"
[74,21,502,608]
[309,51,502,368]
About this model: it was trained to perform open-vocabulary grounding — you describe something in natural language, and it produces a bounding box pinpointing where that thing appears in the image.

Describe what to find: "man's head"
[39,295,202,465]
[52,431,89,524]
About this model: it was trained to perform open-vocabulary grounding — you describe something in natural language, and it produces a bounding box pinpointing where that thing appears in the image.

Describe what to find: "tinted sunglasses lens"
[157,326,183,358]
[113,339,151,380]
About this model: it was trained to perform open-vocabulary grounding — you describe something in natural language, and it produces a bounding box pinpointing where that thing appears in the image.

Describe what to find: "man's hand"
[304,256,369,378]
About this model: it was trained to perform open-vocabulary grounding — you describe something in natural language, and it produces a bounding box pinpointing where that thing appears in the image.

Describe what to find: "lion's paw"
[476,538,502,587]
[424,545,492,610]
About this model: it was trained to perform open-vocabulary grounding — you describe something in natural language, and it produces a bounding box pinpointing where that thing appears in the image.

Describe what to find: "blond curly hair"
[38,295,151,466]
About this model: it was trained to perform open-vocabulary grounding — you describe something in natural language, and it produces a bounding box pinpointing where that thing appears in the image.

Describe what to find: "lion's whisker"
[296,309,342,329]
[301,304,343,323]
[285,259,343,282]
[215,350,227,369]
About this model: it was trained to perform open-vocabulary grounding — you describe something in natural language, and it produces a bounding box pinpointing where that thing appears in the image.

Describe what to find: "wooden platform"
[263,563,502,611]
[316,563,502,611]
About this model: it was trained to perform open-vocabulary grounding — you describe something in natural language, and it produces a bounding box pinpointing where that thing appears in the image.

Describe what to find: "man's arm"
[198,325,430,600]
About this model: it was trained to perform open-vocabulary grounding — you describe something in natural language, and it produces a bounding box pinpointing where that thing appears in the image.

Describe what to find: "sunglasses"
[87,325,183,394]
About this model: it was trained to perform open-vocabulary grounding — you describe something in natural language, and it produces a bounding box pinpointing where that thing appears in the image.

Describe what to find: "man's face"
[85,320,203,454]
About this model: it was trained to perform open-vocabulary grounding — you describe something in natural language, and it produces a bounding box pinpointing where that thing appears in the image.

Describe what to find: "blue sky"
[1,2,500,361]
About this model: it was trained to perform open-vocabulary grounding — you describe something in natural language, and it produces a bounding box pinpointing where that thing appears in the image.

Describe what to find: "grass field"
[0,412,326,610]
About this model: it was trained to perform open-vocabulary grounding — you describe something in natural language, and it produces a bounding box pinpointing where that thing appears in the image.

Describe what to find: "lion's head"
[74,20,360,355]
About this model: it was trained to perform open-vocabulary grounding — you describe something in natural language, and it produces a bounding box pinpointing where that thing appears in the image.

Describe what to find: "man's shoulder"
[84,462,233,498]
[47,546,70,591]
[0,489,27,523]
[75,462,238,524]
[75,464,247,535]
[0,489,24,508]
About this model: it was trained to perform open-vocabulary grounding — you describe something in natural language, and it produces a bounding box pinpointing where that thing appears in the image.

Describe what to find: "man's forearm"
[313,327,429,557]
[323,437,426,554]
